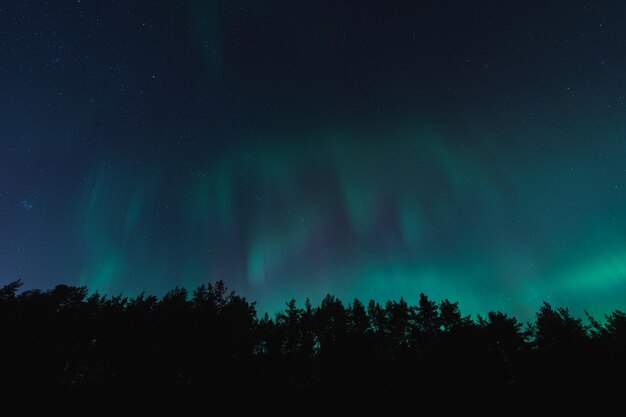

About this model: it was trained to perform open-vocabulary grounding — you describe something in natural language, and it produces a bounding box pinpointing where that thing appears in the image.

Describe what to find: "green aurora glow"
[74,124,626,319]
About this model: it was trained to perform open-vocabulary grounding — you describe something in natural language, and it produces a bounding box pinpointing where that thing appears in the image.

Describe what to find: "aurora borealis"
[3,1,626,320]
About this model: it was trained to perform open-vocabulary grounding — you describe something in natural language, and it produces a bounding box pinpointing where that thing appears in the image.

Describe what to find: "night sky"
[3,1,626,319]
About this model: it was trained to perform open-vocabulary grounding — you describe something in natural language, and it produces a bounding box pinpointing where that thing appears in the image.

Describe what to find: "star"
[18,200,34,210]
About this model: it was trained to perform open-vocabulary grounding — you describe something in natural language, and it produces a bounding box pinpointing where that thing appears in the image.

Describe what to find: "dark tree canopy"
[0,280,623,394]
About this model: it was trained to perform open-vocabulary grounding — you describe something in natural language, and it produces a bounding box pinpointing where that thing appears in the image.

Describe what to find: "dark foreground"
[1,280,625,393]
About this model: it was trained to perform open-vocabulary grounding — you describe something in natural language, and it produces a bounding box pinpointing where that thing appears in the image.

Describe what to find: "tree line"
[1,279,625,392]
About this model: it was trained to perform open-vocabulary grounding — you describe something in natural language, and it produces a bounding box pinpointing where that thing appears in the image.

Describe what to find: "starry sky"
[3,0,626,320]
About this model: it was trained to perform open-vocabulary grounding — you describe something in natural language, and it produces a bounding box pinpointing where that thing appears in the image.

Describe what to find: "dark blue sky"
[3,1,626,319]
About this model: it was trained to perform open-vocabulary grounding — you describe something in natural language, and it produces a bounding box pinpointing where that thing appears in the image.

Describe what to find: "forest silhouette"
[2,279,625,393]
